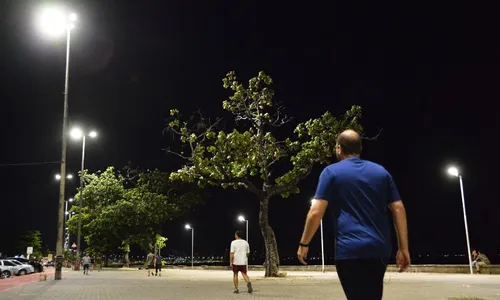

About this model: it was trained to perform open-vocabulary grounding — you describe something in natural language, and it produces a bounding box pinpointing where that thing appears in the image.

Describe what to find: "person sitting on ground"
[472,249,490,274]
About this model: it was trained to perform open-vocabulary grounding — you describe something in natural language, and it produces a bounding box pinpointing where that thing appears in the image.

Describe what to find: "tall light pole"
[311,200,325,273]
[37,7,77,280]
[447,166,473,274]
[185,224,194,267]
[70,128,97,270]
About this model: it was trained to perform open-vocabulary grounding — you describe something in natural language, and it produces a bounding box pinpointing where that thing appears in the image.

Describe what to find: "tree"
[15,230,43,259]
[67,166,201,262]
[154,234,167,255]
[67,167,125,257]
[165,71,363,277]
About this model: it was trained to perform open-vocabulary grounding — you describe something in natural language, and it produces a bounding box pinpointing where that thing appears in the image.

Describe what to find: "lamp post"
[447,166,473,274]
[238,215,249,265]
[37,7,78,280]
[185,224,194,267]
[70,128,97,270]
[237,215,249,244]
[311,200,325,273]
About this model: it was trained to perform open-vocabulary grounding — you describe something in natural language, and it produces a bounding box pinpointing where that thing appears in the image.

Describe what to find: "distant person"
[146,251,155,276]
[472,249,490,274]
[82,253,91,275]
[154,254,162,276]
[297,129,410,300]
[95,255,102,272]
[230,230,253,294]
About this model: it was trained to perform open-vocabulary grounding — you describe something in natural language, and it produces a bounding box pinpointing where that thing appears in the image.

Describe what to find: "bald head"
[336,130,362,157]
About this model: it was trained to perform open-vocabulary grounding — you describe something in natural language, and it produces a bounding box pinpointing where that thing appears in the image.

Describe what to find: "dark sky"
[1,1,499,262]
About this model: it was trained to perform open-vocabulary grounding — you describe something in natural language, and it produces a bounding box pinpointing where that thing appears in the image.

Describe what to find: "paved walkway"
[1,268,499,299]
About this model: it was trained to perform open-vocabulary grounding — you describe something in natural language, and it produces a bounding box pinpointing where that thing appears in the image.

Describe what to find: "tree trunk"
[259,196,280,277]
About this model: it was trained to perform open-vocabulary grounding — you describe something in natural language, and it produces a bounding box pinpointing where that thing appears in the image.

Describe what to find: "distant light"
[88,131,98,138]
[185,224,191,230]
[447,166,459,177]
[69,198,74,202]
[238,215,245,222]
[55,174,61,180]
[69,13,77,22]
[70,127,83,140]
[67,174,73,179]
[65,212,69,215]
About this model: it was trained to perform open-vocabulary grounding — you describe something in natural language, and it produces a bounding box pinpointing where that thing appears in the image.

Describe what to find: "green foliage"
[67,167,200,255]
[14,230,43,258]
[166,71,363,198]
[155,234,167,254]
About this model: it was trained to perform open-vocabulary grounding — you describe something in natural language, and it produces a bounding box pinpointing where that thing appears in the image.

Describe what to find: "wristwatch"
[299,242,309,247]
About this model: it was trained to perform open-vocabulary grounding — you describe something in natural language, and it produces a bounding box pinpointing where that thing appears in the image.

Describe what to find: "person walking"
[297,129,410,300]
[146,251,155,276]
[154,254,162,276]
[230,230,253,294]
[82,253,91,275]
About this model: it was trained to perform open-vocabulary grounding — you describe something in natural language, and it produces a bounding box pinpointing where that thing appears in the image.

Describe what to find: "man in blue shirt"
[297,129,410,300]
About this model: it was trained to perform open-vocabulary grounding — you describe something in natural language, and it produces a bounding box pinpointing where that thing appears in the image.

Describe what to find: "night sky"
[1,1,498,263]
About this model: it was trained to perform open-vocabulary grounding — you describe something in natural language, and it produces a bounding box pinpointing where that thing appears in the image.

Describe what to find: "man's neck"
[341,154,360,160]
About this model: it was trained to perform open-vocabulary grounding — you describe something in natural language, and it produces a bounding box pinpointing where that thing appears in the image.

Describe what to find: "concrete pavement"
[1,268,499,299]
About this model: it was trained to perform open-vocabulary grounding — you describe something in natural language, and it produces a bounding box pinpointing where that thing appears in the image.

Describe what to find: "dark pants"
[336,258,387,300]
[83,264,90,273]
[155,265,161,274]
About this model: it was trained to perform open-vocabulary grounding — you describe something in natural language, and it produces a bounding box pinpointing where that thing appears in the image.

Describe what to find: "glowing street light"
[311,199,325,273]
[447,166,459,177]
[70,127,98,270]
[37,7,79,280]
[55,174,73,180]
[185,224,194,267]
[37,8,77,38]
[446,166,473,274]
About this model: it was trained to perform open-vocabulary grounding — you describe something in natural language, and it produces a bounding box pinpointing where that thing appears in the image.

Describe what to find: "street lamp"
[237,215,249,244]
[70,127,97,270]
[238,215,249,266]
[55,174,73,181]
[311,199,325,273]
[37,6,77,280]
[446,166,473,274]
[185,224,194,267]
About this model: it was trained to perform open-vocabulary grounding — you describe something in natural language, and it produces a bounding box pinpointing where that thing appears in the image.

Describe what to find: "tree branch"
[361,128,383,141]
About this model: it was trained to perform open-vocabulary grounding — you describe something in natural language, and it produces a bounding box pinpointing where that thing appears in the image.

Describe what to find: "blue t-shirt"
[314,157,401,260]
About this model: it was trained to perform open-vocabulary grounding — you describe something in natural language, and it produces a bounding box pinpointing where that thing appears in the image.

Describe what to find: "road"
[1,268,499,299]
